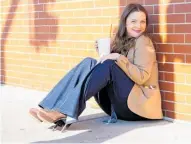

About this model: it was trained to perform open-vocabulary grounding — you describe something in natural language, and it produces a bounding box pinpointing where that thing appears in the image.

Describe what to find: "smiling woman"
[111,3,150,57]
[126,11,146,38]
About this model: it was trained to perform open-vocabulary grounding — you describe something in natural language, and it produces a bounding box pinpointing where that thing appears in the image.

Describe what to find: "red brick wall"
[1,0,191,121]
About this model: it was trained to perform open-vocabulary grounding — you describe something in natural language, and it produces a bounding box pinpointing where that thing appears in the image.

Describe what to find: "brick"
[81,18,94,25]
[144,6,154,14]
[35,26,50,33]
[157,53,185,63]
[186,55,191,64]
[163,0,185,4]
[152,34,163,43]
[154,24,174,33]
[156,44,173,53]
[174,44,191,54]
[67,1,82,9]
[74,42,88,49]
[175,84,191,94]
[163,101,191,113]
[150,14,185,24]
[173,64,191,74]
[81,1,94,8]
[175,3,191,13]
[102,8,119,17]
[33,3,44,11]
[73,10,88,17]
[94,0,110,7]
[186,14,191,23]
[4,76,21,85]
[118,0,127,6]
[5,63,22,72]
[1,0,12,7]
[164,34,184,43]
[160,91,165,100]
[175,24,191,33]
[94,17,112,24]
[68,18,81,25]
[5,52,30,60]
[159,72,164,80]
[131,0,144,5]
[186,75,191,84]
[164,72,185,83]
[145,0,161,5]
[164,92,186,103]
[165,111,191,121]
[159,63,191,73]
[185,34,191,43]
[147,25,153,33]
[87,9,102,16]
[46,62,70,70]
[159,81,174,92]
[160,81,191,94]
[7,58,47,68]
[154,5,174,14]
[86,26,103,33]
[186,96,191,104]
[158,63,173,72]
[110,18,119,26]
[4,45,33,53]
[61,26,77,33]
[54,3,68,10]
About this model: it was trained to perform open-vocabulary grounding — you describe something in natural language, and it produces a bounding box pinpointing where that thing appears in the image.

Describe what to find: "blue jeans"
[39,57,146,121]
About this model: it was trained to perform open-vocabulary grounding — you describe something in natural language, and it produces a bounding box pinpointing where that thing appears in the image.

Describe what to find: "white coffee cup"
[97,38,111,57]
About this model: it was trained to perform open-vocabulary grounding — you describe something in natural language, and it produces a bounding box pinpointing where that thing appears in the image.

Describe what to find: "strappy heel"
[52,118,67,131]
[52,116,77,132]
[61,116,77,132]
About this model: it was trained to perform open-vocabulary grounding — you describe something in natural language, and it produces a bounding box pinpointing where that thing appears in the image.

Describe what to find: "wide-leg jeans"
[39,57,146,121]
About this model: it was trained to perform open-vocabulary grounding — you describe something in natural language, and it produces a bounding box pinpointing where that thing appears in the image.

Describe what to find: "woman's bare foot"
[37,109,66,123]
[29,108,43,122]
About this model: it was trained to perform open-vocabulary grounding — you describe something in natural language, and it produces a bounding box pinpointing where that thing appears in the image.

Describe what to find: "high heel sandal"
[60,116,77,132]
[37,110,66,123]
[37,110,69,131]
[29,108,43,122]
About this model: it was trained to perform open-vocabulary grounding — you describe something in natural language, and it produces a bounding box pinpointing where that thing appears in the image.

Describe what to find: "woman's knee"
[102,60,115,67]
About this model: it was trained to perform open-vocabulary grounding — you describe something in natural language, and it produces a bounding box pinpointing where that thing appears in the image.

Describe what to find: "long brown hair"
[111,3,149,56]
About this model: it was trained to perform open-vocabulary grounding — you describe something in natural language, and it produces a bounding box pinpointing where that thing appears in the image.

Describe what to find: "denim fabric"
[39,57,97,119]
[39,57,146,120]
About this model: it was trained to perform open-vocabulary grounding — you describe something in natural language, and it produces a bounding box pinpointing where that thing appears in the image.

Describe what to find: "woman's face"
[126,11,147,38]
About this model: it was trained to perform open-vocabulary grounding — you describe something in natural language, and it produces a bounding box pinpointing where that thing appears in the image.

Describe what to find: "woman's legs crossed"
[37,57,97,119]
[84,60,147,121]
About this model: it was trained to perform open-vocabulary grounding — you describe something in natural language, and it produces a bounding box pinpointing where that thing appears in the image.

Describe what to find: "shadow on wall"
[0,0,20,84]
[28,0,58,52]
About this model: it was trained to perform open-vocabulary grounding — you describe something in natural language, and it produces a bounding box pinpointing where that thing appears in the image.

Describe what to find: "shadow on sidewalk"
[33,114,169,143]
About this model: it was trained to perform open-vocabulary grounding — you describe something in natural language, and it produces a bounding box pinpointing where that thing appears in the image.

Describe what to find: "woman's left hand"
[98,53,120,63]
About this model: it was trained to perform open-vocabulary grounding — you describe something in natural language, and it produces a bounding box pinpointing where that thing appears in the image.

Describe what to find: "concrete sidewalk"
[1,85,191,144]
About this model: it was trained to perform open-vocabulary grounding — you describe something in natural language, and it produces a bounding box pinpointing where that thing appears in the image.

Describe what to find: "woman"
[29,3,163,126]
